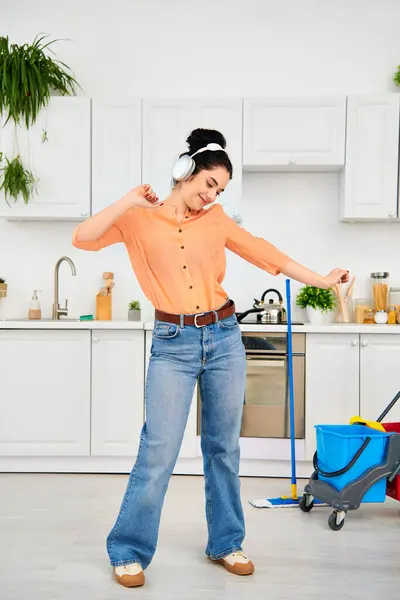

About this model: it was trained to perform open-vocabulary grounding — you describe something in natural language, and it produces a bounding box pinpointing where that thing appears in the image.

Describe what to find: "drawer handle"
[351,340,358,347]
[362,340,369,347]
[92,337,99,343]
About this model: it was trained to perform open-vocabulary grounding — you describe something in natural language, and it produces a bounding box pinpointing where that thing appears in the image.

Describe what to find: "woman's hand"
[323,269,350,289]
[73,184,160,244]
[129,184,160,209]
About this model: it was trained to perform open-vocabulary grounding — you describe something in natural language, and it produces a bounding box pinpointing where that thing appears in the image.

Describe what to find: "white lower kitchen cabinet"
[339,95,400,221]
[0,97,91,220]
[243,96,346,170]
[359,334,400,423]
[0,330,91,455]
[91,330,145,456]
[304,334,359,460]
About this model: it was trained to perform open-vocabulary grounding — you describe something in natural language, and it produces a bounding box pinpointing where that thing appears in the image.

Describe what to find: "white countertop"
[239,323,400,334]
[0,319,144,330]
[2,319,400,334]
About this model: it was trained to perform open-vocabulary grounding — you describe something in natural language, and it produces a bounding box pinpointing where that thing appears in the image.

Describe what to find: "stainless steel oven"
[240,332,305,438]
[197,331,305,439]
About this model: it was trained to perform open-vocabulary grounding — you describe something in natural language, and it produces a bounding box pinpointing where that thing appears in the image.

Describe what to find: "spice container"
[371,272,389,312]
[374,310,388,324]
[364,309,375,324]
[388,305,397,325]
[353,298,372,324]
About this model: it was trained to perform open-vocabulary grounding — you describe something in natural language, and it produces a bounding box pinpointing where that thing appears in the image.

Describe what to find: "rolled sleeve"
[72,223,124,252]
[223,209,290,275]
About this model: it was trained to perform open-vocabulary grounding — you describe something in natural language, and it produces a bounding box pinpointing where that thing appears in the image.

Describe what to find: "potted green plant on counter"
[296,285,336,325]
[394,65,400,87]
[128,300,141,321]
[0,278,7,299]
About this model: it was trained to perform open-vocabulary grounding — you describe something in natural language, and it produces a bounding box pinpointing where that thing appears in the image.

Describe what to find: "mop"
[249,278,327,508]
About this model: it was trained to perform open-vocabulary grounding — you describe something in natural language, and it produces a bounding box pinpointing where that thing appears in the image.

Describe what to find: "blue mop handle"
[285,279,297,495]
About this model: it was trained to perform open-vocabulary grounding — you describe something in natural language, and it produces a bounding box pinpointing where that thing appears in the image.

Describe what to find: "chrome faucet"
[53,256,76,320]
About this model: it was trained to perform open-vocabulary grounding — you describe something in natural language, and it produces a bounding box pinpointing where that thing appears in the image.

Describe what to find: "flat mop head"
[249,496,301,508]
[249,496,328,509]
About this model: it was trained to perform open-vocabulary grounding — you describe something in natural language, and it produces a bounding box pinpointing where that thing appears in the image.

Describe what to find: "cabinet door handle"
[288,159,296,165]
[92,337,99,343]
[388,212,396,218]
[351,340,358,347]
[81,212,88,217]
[361,340,369,347]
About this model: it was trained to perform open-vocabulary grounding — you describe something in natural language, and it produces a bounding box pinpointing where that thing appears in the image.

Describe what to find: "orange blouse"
[72,202,290,315]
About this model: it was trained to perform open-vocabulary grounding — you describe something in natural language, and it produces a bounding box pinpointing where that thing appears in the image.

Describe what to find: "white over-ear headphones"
[172,143,227,183]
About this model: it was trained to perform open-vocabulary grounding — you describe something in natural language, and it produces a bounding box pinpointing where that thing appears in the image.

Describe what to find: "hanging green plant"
[0,155,38,205]
[0,34,80,128]
[394,65,400,86]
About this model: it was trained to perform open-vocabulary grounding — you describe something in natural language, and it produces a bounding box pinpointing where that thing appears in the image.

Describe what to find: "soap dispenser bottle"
[28,289,42,320]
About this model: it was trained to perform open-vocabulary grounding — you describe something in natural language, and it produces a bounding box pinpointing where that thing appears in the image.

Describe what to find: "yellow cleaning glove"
[349,416,386,432]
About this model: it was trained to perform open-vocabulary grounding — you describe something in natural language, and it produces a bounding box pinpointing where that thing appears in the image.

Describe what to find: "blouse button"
[181,246,184,249]
[183,265,187,269]
[196,306,200,310]
[178,228,182,233]
[189,286,193,289]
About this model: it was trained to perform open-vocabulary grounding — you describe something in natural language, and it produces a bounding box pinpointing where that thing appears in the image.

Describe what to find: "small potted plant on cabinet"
[128,300,141,321]
[0,278,7,298]
[296,285,336,325]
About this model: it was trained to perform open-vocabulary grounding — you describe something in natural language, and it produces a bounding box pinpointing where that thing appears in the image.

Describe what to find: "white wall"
[1,0,400,321]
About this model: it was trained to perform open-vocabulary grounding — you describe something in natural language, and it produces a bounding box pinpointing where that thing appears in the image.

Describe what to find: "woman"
[72,128,349,588]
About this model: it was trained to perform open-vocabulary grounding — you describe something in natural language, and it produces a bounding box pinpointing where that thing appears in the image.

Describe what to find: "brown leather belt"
[155,299,236,328]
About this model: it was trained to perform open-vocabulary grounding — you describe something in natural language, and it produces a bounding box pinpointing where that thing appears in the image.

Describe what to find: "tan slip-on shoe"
[114,562,145,587]
[212,551,255,575]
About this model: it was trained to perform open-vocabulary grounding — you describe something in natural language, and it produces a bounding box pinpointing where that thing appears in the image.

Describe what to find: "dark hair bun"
[186,128,226,154]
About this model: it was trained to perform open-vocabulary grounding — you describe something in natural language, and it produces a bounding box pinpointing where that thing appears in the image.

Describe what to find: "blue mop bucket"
[314,424,391,503]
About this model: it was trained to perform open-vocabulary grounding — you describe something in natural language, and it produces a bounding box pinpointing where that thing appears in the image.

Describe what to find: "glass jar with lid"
[371,272,390,312]
[353,298,372,323]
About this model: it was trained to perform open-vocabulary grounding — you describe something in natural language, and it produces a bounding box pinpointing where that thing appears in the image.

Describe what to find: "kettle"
[253,289,287,324]
[236,288,287,324]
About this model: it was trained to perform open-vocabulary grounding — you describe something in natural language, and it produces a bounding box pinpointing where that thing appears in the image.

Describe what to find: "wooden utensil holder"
[96,293,112,320]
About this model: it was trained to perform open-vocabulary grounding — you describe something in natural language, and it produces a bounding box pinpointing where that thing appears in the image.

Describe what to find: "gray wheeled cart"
[299,391,400,531]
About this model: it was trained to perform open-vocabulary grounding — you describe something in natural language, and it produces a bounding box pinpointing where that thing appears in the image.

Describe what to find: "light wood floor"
[0,473,399,599]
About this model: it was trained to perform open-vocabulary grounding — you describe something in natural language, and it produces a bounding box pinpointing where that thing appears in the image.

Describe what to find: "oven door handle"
[245,358,286,367]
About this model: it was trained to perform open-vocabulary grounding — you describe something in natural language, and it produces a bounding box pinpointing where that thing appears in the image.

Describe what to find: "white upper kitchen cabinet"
[304,333,359,460]
[243,97,346,170]
[142,98,243,221]
[359,334,400,424]
[0,97,91,220]
[339,95,400,221]
[0,330,91,455]
[92,98,142,215]
[91,330,145,456]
